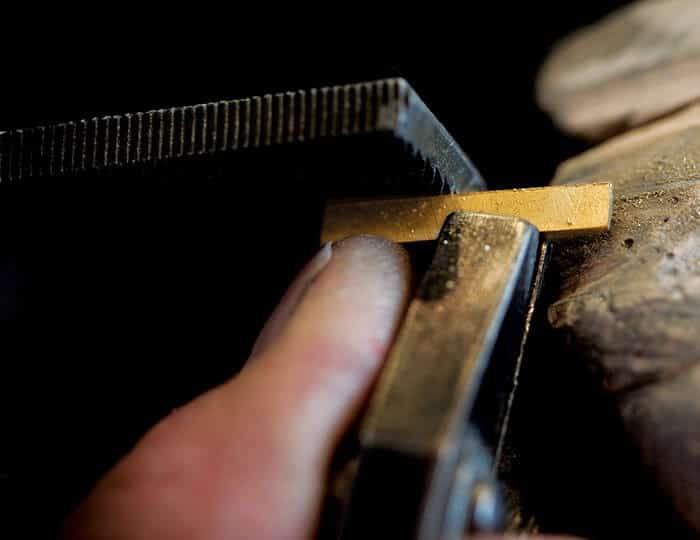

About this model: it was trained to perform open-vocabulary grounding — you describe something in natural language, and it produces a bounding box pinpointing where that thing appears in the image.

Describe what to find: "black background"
[0,2,647,538]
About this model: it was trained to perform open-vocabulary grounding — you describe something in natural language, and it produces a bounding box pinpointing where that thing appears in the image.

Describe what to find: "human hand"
[63,236,577,540]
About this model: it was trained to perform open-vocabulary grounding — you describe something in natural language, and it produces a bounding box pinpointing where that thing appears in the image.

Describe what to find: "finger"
[64,235,411,540]
[247,235,413,457]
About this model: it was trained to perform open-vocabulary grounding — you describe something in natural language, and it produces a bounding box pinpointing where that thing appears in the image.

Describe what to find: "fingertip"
[331,234,411,278]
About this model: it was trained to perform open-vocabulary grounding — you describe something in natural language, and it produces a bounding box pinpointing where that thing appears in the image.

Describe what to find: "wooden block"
[537,0,700,140]
[547,114,700,534]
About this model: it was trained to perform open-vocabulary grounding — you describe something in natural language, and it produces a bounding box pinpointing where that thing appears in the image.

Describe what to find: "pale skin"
[63,236,576,540]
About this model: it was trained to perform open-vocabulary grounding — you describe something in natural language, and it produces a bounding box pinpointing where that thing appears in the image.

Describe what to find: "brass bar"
[321,182,612,243]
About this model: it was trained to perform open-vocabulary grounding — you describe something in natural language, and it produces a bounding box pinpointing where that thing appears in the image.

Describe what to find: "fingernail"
[249,242,333,358]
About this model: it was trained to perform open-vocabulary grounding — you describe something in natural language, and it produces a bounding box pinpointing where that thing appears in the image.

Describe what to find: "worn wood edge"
[540,57,700,141]
[553,103,700,189]
[537,0,700,140]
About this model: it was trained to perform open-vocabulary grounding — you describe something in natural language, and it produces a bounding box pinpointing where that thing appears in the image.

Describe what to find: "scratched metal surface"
[336,212,540,540]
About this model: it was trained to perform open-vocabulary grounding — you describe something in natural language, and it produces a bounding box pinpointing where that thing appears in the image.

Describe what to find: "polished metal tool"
[324,188,610,539]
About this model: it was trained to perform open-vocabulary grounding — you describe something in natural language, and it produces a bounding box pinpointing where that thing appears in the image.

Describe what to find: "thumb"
[63,236,411,540]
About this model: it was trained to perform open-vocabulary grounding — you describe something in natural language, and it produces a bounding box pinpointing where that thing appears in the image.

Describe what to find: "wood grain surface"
[538,0,700,140]
[546,94,700,534]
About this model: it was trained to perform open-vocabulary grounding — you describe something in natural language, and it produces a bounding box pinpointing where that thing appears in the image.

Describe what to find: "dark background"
[1,3,632,185]
[0,2,641,538]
